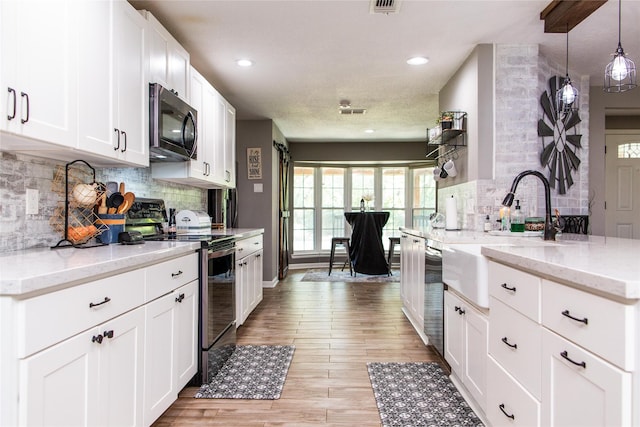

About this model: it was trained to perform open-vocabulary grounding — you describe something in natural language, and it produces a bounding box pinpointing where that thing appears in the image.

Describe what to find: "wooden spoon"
[98,193,108,215]
[121,192,135,213]
[117,200,129,214]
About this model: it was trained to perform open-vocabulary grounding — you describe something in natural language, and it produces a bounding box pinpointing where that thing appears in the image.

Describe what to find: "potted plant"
[439,112,454,130]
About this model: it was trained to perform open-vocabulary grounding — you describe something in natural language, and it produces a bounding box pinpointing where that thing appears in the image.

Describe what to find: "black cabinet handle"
[171,270,183,278]
[20,92,29,124]
[120,130,127,152]
[89,296,111,308]
[499,403,515,420]
[454,306,461,312]
[560,350,586,368]
[92,334,103,344]
[114,128,120,150]
[175,293,185,303]
[501,337,518,349]
[501,283,516,292]
[7,87,16,120]
[561,310,588,325]
[103,330,114,339]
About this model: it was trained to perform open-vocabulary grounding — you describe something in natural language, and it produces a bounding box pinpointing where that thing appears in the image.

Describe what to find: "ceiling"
[128,0,640,143]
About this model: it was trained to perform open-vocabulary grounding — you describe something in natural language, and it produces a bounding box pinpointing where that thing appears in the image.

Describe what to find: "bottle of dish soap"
[510,200,525,232]
[484,215,492,232]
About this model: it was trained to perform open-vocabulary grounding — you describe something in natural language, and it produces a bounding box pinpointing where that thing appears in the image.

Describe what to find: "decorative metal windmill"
[537,76,582,194]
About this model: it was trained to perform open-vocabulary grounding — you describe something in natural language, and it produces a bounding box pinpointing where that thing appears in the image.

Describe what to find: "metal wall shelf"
[426,111,467,161]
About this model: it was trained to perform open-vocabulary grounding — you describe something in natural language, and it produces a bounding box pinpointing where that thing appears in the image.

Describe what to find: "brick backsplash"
[0,152,207,253]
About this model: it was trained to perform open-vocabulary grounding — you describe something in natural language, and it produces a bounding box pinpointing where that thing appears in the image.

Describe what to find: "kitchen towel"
[445,196,458,230]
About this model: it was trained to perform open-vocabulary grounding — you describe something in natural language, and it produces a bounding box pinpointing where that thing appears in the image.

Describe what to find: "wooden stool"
[329,237,352,276]
[387,237,401,273]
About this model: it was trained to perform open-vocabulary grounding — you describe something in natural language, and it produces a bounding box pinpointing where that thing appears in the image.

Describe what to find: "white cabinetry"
[400,233,425,334]
[1,0,148,167]
[142,10,190,101]
[1,0,77,147]
[151,67,236,189]
[443,290,488,413]
[486,260,635,427]
[236,234,264,326]
[2,251,199,427]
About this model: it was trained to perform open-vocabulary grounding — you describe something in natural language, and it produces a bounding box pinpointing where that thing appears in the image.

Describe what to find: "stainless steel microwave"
[149,83,198,162]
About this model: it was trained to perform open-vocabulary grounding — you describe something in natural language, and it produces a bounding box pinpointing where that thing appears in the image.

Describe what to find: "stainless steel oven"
[198,237,236,383]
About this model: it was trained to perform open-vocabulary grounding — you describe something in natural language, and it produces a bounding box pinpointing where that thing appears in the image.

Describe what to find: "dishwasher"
[424,243,444,359]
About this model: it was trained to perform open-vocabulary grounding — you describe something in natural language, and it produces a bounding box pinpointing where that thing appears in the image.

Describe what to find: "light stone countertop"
[209,228,264,239]
[0,241,201,298]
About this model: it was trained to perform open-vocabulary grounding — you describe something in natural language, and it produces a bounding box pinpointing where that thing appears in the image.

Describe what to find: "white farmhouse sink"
[442,244,498,308]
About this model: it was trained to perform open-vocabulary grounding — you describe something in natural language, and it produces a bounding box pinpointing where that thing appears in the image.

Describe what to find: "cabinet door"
[252,250,264,311]
[463,304,488,412]
[99,307,145,427]
[19,329,99,426]
[1,0,76,145]
[175,280,199,389]
[541,329,632,427]
[223,100,236,187]
[236,256,248,326]
[410,238,425,326]
[444,291,464,378]
[399,234,410,303]
[144,293,176,426]
[168,44,190,101]
[189,69,207,178]
[113,0,148,166]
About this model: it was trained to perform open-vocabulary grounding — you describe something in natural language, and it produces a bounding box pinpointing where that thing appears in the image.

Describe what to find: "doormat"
[195,345,295,400]
[367,362,484,426]
[301,268,399,282]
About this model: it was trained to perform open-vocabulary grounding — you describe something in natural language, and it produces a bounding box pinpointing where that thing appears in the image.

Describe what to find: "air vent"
[339,108,367,115]
[370,0,401,14]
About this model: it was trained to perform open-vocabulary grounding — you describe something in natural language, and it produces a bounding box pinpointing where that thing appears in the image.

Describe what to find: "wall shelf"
[426,111,467,160]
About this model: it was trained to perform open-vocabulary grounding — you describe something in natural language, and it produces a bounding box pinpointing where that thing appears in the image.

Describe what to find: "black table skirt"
[344,212,390,275]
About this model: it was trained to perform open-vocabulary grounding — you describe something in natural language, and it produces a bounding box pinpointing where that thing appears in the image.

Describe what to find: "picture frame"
[247,147,262,180]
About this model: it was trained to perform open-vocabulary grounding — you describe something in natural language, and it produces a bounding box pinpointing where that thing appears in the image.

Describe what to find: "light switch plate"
[253,183,263,193]
[26,189,39,215]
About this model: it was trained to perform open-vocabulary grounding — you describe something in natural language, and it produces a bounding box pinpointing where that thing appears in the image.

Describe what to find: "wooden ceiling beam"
[540,0,608,33]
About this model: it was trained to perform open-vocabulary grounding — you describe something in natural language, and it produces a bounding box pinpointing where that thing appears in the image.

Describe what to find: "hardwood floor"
[153,269,444,426]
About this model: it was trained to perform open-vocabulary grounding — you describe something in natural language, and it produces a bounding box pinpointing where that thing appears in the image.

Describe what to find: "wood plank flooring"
[153,269,445,426]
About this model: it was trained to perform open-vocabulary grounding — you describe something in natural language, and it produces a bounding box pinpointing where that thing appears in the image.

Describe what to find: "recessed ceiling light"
[364,129,375,133]
[407,56,429,65]
[236,59,254,67]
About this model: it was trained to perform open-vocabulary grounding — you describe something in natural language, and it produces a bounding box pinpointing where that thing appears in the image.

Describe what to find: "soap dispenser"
[510,200,525,232]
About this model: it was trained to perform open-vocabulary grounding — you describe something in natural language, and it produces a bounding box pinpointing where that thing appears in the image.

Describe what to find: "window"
[618,142,640,158]
[292,165,436,254]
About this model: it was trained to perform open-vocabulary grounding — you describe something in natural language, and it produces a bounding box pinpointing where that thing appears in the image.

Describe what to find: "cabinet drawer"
[541,329,632,427]
[541,280,635,371]
[489,297,542,399]
[236,235,263,258]
[487,356,540,427]
[17,269,145,358]
[146,253,199,301]
[489,261,541,322]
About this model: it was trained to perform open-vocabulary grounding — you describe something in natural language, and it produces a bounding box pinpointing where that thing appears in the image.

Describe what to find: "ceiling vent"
[339,108,367,115]
[370,0,401,14]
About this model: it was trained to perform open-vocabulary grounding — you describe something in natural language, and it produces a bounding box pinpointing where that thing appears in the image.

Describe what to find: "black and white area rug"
[367,362,484,427]
[195,345,295,400]
[301,268,399,282]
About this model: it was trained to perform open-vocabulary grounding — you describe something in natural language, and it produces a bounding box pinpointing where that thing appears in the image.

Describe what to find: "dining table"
[344,211,390,275]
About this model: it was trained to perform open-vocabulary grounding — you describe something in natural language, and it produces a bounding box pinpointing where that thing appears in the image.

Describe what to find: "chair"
[387,237,400,274]
[329,237,352,276]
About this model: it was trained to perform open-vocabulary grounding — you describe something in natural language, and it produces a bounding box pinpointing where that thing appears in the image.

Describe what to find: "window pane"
[618,142,640,158]
[382,167,405,209]
[293,209,315,251]
[351,167,375,208]
[293,167,315,251]
[321,208,346,250]
[293,167,314,208]
[412,167,437,229]
[321,167,344,208]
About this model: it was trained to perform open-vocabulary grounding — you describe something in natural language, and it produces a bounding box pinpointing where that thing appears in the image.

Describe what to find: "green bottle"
[510,200,525,232]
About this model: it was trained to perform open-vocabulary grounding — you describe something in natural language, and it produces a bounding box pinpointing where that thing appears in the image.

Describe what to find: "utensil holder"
[96,214,125,244]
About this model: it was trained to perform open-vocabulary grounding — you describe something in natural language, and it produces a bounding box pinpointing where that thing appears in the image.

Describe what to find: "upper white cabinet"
[1,0,77,148]
[152,66,236,189]
[142,10,190,102]
[1,0,148,167]
[77,0,148,167]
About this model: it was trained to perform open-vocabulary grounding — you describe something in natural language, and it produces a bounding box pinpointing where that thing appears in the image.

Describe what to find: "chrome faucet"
[502,170,557,241]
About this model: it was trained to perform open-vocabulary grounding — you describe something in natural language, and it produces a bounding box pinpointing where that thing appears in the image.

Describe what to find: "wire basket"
[50,160,107,248]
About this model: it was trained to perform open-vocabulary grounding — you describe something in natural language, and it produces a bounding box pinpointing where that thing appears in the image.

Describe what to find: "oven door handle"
[208,247,236,258]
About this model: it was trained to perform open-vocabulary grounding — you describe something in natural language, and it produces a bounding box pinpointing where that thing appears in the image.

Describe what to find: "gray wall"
[588,87,640,236]
[289,140,428,163]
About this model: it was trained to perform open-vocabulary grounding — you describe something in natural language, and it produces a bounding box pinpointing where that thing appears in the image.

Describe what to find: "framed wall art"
[247,147,262,180]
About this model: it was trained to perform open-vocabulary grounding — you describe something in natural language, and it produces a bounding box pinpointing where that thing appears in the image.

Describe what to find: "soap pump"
[510,200,524,232]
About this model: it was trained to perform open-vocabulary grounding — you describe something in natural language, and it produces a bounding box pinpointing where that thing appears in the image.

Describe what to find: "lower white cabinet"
[444,290,488,413]
[19,306,145,426]
[143,279,198,425]
[399,233,425,333]
[235,234,264,326]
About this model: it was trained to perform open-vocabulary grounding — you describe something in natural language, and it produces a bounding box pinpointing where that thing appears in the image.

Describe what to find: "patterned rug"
[367,362,484,426]
[301,268,399,282]
[195,345,295,399]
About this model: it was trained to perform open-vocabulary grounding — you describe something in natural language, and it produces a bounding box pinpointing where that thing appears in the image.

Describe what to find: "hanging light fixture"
[604,0,636,92]
[557,26,579,115]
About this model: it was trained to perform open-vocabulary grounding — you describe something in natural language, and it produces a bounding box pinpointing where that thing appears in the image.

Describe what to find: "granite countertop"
[0,241,201,298]
[481,236,640,301]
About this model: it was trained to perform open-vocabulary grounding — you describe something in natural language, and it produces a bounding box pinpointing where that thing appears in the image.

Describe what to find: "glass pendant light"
[604,0,637,92]
[557,27,579,115]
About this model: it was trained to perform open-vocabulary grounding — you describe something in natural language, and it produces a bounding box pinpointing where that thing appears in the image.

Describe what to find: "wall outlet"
[26,189,39,215]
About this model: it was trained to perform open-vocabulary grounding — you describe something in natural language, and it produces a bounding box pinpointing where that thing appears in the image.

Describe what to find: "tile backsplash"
[0,152,207,254]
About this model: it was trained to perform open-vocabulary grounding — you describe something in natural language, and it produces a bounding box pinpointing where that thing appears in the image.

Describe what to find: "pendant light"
[557,26,579,115]
[604,0,636,92]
